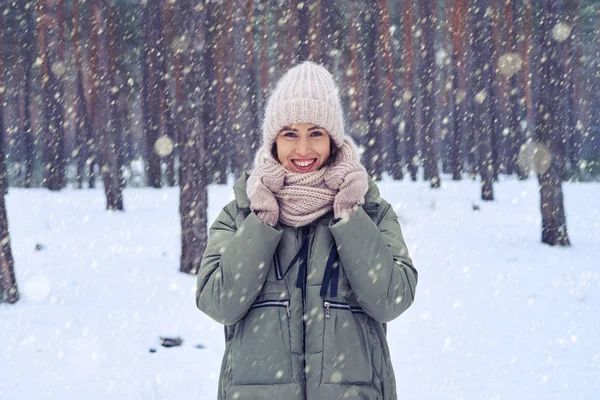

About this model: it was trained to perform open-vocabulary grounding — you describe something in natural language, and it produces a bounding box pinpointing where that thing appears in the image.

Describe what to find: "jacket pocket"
[231,299,293,385]
[321,300,373,385]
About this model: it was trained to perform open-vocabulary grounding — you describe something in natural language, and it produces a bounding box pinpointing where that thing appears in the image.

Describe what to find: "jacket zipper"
[323,300,366,319]
[300,226,314,385]
[250,299,291,318]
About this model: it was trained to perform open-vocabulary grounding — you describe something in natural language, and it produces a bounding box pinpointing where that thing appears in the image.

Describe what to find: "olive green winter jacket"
[196,171,418,400]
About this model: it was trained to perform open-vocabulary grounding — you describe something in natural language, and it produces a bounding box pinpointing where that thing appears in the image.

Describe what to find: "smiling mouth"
[292,159,317,170]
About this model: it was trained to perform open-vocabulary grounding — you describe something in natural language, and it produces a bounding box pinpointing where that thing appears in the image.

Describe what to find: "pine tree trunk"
[274,1,292,74]
[319,0,339,71]
[402,0,418,181]
[258,1,271,112]
[37,0,67,191]
[204,4,228,184]
[519,0,535,134]
[502,0,527,179]
[14,1,36,188]
[536,0,570,246]
[419,0,441,188]
[73,0,94,189]
[141,0,162,188]
[564,0,583,177]
[230,0,256,176]
[246,3,261,158]
[490,0,508,178]
[0,11,19,304]
[450,0,469,180]
[471,0,495,200]
[375,0,402,179]
[159,0,177,187]
[107,3,126,190]
[0,13,7,193]
[90,0,124,210]
[363,5,383,180]
[179,0,208,274]
[297,1,309,61]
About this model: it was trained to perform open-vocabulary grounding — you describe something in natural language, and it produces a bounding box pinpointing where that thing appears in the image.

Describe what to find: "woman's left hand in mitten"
[332,168,369,219]
[324,139,369,219]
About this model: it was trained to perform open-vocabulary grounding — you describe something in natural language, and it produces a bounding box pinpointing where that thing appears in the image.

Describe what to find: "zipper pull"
[284,301,290,318]
[324,301,331,319]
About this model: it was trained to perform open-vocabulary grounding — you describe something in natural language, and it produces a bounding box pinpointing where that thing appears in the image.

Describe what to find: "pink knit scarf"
[248,139,366,227]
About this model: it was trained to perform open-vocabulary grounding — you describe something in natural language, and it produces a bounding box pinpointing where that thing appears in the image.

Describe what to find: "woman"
[196,61,418,400]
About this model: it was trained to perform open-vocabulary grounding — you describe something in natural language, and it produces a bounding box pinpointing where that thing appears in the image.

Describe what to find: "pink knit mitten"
[246,155,286,227]
[332,169,369,219]
[324,140,369,220]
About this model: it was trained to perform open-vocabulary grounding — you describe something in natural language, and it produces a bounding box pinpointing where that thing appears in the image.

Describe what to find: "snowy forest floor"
[1,175,599,400]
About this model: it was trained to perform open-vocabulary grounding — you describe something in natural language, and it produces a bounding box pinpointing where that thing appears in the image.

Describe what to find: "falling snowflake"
[551,22,572,43]
[497,53,523,77]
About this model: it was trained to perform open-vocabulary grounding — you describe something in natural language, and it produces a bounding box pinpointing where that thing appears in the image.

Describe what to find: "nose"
[295,136,310,156]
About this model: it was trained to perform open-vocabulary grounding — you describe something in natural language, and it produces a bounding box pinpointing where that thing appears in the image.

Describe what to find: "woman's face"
[275,123,331,173]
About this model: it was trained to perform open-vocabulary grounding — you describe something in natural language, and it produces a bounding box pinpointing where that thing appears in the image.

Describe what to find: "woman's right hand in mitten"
[246,153,285,227]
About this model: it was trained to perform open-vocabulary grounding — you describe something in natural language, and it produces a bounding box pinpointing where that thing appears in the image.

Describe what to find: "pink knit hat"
[261,61,345,150]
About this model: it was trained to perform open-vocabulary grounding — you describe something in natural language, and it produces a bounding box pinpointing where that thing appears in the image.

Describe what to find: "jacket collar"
[233,170,382,211]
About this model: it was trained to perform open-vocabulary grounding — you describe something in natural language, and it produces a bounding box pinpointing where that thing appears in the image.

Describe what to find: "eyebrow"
[280,125,323,132]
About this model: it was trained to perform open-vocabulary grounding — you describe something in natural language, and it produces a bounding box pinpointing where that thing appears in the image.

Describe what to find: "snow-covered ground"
[1,175,599,399]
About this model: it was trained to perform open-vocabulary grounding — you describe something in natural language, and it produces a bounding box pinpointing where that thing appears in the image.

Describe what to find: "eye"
[310,131,324,137]
[282,132,297,138]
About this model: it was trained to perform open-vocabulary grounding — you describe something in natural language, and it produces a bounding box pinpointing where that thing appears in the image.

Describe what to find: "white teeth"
[294,160,315,167]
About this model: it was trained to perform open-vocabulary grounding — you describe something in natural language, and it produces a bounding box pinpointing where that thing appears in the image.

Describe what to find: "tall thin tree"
[179,0,208,274]
[0,9,19,304]
[14,1,36,188]
[471,0,495,200]
[37,0,67,190]
[90,0,124,210]
[375,0,402,179]
[419,0,441,187]
[158,0,177,186]
[401,0,419,181]
[107,2,127,189]
[362,4,384,180]
[141,0,162,188]
[450,0,470,180]
[73,0,94,189]
[535,0,571,246]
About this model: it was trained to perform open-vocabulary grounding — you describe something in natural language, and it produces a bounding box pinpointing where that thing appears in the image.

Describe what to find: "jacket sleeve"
[329,203,418,323]
[196,203,284,325]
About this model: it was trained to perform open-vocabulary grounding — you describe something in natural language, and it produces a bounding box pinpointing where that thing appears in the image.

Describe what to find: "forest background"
[0,0,598,302]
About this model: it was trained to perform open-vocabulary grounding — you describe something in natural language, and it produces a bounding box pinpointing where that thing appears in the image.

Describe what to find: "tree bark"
[204,4,228,184]
[471,0,495,200]
[141,0,162,188]
[375,0,402,179]
[490,0,508,179]
[419,0,441,188]
[159,0,177,187]
[401,0,418,181]
[519,0,535,134]
[73,0,94,189]
[37,0,67,191]
[535,0,570,246]
[178,0,208,274]
[564,0,583,178]
[362,5,384,180]
[14,1,36,188]
[231,0,258,177]
[450,0,470,180]
[296,0,309,61]
[107,3,127,190]
[0,10,19,304]
[502,0,527,179]
[90,0,124,210]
